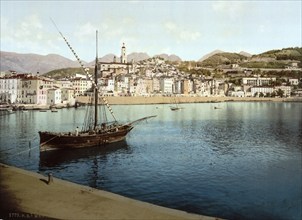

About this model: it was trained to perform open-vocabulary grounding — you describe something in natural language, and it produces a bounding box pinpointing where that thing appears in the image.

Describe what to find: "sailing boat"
[170,97,183,111]
[39,29,155,151]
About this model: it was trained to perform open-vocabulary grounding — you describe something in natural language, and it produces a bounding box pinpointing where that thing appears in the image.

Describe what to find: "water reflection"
[1,103,301,220]
[39,140,130,169]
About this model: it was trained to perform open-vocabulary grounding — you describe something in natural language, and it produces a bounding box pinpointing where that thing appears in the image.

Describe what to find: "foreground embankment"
[77,96,302,105]
[0,163,220,220]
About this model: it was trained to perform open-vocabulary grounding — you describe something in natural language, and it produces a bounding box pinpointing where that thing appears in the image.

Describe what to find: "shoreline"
[1,97,301,112]
[77,96,302,105]
[0,163,220,220]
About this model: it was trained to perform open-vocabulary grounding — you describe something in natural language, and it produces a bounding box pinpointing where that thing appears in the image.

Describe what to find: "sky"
[1,0,301,62]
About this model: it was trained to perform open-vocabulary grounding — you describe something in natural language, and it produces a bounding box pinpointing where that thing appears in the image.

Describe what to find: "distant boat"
[170,97,183,111]
[39,28,156,151]
[0,107,14,116]
[51,108,58,112]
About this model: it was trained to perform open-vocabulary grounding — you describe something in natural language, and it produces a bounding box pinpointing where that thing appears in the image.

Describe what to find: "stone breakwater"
[76,96,302,105]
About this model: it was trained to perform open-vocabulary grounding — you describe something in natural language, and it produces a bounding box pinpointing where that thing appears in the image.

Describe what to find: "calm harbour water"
[0,102,301,220]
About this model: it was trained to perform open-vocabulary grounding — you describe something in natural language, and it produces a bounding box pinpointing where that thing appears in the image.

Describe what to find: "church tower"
[121,43,127,63]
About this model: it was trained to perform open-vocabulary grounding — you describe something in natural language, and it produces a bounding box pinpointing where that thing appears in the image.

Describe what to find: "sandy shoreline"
[0,163,220,220]
[77,96,302,105]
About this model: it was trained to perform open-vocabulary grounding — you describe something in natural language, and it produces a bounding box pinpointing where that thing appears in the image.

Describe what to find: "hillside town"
[0,44,302,107]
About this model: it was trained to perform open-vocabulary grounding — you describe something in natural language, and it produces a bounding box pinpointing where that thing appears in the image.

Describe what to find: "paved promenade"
[0,163,221,220]
[77,96,302,105]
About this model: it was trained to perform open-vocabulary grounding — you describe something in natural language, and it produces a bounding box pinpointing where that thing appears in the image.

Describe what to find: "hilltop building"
[99,43,134,77]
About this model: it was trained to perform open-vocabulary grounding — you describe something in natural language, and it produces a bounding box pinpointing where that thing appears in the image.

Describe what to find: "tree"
[276,89,284,98]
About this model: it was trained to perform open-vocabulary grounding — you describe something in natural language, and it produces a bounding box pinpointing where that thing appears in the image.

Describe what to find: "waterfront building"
[0,74,25,103]
[275,86,292,97]
[21,76,53,104]
[61,88,75,105]
[118,75,131,95]
[160,78,173,94]
[47,88,62,105]
[129,78,137,95]
[71,77,92,96]
[228,90,245,97]
[196,81,211,97]
[136,78,148,95]
[174,80,183,94]
[209,79,225,96]
[152,78,160,93]
[145,79,153,94]
[183,79,194,95]
[251,87,274,97]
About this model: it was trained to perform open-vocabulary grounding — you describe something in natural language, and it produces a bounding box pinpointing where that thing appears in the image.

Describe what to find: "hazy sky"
[1,0,301,62]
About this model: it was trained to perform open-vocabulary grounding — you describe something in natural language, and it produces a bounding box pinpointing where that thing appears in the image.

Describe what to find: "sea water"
[0,102,301,220]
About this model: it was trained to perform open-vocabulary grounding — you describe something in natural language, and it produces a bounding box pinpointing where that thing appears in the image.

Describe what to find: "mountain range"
[1,47,301,74]
[0,51,183,74]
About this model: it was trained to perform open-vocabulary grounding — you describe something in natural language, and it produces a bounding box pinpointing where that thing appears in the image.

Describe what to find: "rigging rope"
[50,18,117,122]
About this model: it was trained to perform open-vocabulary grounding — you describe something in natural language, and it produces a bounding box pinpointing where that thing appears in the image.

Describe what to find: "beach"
[0,163,220,220]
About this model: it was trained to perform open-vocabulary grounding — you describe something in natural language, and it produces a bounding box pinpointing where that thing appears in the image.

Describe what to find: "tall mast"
[94,30,98,129]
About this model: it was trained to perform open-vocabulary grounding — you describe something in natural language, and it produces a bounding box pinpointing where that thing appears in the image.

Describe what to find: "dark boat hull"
[39,125,133,151]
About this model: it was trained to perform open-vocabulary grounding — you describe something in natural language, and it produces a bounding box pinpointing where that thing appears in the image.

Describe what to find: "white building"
[242,77,276,86]
[160,78,173,94]
[228,90,245,97]
[251,87,274,97]
[21,76,53,104]
[174,80,183,94]
[0,74,24,103]
[152,78,160,93]
[289,78,299,86]
[275,86,291,97]
[136,78,148,95]
[72,77,92,96]
[47,88,62,105]
[61,88,75,106]
[197,81,211,97]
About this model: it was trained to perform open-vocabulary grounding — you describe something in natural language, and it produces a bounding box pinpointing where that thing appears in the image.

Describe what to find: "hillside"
[128,52,150,62]
[2,47,301,76]
[254,47,302,61]
[155,54,182,62]
[0,51,79,74]
[199,47,302,69]
[200,52,247,67]
[44,67,94,79]
[198,50,224,62]
[241,47,302,69]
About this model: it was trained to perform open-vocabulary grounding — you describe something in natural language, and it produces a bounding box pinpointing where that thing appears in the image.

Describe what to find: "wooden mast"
[94,30,98,129]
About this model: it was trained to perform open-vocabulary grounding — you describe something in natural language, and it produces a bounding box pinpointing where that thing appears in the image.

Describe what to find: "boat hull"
[39,125,133,151]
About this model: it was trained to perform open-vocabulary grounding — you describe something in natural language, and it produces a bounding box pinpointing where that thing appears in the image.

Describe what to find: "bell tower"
[121,43,127,63]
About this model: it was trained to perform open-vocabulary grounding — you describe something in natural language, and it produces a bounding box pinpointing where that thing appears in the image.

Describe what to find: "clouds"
[0,1,301,61]
[1,14,61,55]
[211,1,248,19]
[164,21,201,43]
